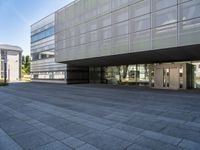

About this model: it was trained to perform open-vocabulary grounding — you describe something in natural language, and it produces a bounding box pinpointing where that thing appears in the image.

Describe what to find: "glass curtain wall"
[103,62,200,88]
[193,62,200,88]
[104,64,150,85]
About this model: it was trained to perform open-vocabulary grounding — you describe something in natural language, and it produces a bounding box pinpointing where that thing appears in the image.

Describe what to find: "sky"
[0,0,73,55]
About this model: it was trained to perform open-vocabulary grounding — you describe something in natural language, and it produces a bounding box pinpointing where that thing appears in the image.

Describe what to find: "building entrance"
[151,64,194,90]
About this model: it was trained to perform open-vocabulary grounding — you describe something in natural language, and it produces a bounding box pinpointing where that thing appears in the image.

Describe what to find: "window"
[163,68,170,87]
[31,26,54,43]
[179,66,183,77]
[31,50,55,61]
[179,66,184,88]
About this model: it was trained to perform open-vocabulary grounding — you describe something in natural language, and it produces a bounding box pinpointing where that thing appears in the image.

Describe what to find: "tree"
[25,56,30,68]
[22,55,25,65]
[22,55,30,76]
[122,65,128,79]
[117,66,122,83]
[117,65,128,83]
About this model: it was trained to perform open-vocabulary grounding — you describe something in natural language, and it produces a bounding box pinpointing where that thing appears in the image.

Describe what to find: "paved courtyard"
[0,83,200,150]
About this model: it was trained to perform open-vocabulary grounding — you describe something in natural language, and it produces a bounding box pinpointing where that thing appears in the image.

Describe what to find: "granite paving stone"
[0,118,35,136]
[131,136,183,150]
[11,130,55,149]
[0,83,200,150]
[33,141,72,150]
[0,129,23,150]
[80,132,132,150]
[127,144,153,150]
[178,139,200,150]
[141,130,182,145]
[62,137,85,148]
[104,127,140,142]
[76,143,99,150]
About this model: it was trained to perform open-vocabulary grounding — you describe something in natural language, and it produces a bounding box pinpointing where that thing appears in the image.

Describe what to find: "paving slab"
[0,83,200,150]
[76,143,99,150]
[62,137,85,148]
[81,132,131,150]
[178,139,200,150]
[0,118,35,136]
[141,130,182,145]
[33,141,72,150]
[11,130,55,149]
[131,136,183,150]
[0,129,23,150]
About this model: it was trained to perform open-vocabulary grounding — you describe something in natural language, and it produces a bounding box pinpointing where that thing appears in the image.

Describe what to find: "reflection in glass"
[163,68,170,87]
[179,66,184,88]
[32,50,55,61]
[193,62,200,88]
[104,64,150,86]
[31,26,54,43]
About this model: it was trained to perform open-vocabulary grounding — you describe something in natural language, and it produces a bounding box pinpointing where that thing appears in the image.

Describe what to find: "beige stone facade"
[0,44,22,82]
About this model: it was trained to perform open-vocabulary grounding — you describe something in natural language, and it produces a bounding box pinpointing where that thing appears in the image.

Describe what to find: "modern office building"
[0,44,22,82]
[32,0,200,89]
[31,14,68,83]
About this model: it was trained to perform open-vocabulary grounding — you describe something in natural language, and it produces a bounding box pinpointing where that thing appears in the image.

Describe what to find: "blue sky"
[0,0,73,55]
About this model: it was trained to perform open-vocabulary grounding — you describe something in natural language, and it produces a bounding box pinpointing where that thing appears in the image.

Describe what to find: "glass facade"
[90,64,150,86]
[193,62,200,88]
[32,50,55,61]
[31,27,54,43]
[31,14,67,81]
[88,61,200,89]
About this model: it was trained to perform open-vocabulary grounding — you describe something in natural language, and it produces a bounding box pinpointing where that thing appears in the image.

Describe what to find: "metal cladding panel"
[55,0,200,64]
[97,0,111,16]
[152,0,177,11]
[111,7,129,24]
[31,14,55,34]
[130,29,151,53]
[111,0,129,11]
[152,23,178,50]
[179,18,200,46]
[129,0,150,19]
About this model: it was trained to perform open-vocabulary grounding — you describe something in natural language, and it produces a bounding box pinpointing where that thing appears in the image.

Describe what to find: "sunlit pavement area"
[0,83,200,150]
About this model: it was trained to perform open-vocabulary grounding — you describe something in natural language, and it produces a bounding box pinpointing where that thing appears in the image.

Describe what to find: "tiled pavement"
[0,83,200,150]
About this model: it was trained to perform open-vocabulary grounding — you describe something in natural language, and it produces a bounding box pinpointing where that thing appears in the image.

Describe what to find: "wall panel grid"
[55,0,200,61]
[32,14,55,33]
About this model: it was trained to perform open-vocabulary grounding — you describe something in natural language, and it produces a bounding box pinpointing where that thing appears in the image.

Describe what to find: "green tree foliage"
[22,55,30,76]
[22,56,25,65]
